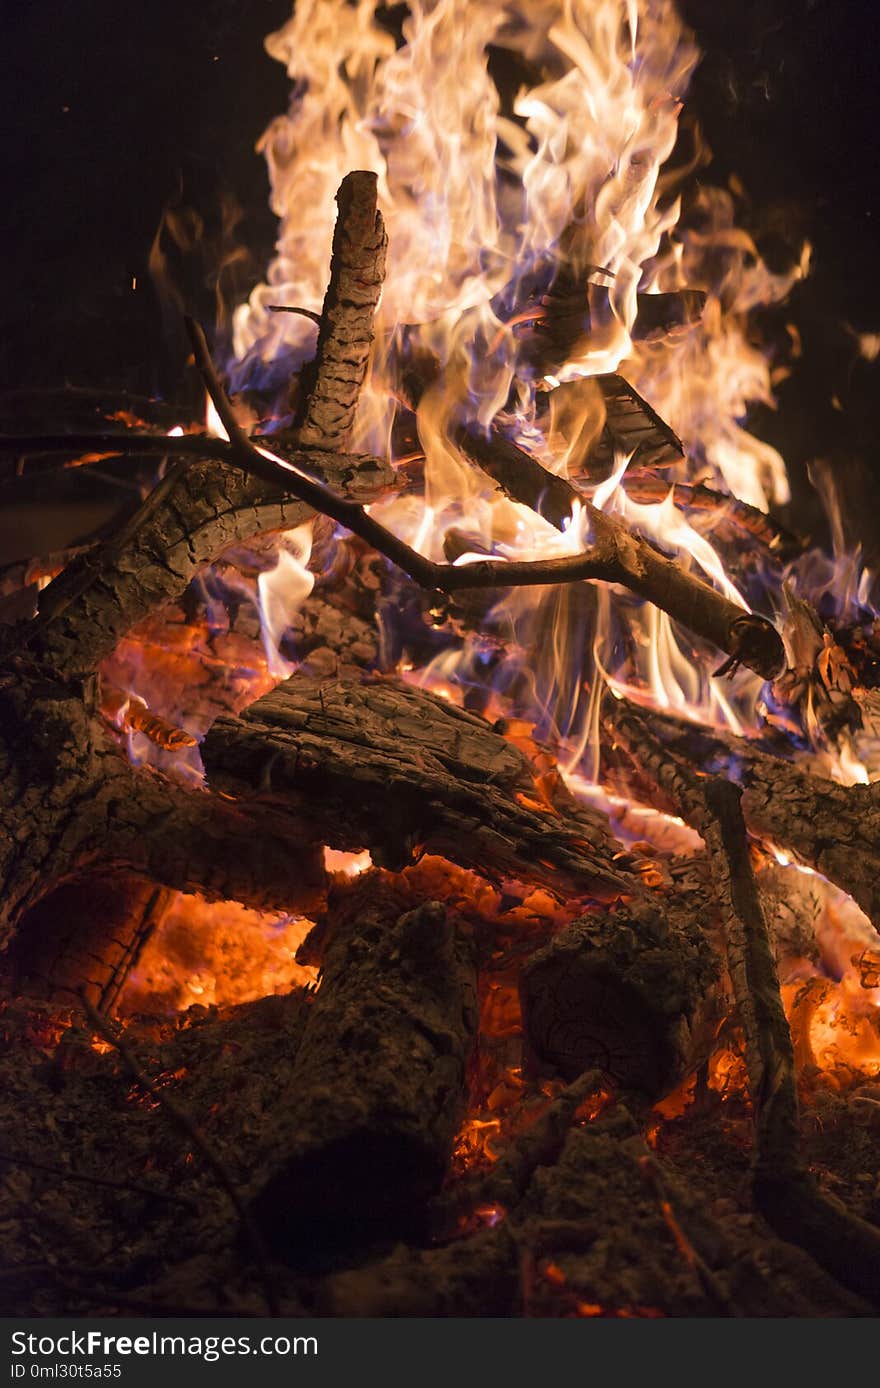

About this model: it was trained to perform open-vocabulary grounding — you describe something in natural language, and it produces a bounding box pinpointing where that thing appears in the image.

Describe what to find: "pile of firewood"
[1,172,880,1317]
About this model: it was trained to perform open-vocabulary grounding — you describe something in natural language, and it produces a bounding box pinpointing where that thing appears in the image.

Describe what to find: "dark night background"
[1,0,878,560]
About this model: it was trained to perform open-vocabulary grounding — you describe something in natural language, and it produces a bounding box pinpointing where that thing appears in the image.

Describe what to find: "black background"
[1,0,878,546]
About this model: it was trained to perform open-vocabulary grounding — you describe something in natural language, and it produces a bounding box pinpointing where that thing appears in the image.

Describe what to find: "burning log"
[249,870,478,1256]
[201,673,641,901]
[393,351,783,679]
[457,425,783,679]
[0,183,396,954]
[1,335,783,684]
[606,698,880,928]
[519,899,718,1097]
[579,371,686,472]
[2,873,172,1011]
[174,306,783,682]
[20,447,391,679]
[514,274,707,386]
[621,469,802,563]
[0,696,327,956]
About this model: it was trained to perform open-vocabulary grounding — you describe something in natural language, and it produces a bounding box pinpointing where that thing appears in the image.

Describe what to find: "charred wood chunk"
[519,902,717,1097]
[249,871,478,1259]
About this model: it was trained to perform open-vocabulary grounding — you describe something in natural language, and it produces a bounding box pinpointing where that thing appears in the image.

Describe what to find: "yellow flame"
[228,1,811,767]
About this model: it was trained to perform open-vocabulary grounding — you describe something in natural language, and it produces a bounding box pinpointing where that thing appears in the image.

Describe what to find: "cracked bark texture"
[19,448,391,679]
[604,698,880,1306]
[202,673,645,901]
[292,170,387,450]
[520,898,718,1096]
[0,678,325,952]
[0,436,390,960]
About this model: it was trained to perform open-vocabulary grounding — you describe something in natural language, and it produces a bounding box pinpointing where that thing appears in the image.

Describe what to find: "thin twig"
[0,432,233,466]
[268,304,322,326]
[0,377,784,675]
[79,991,279,1317]
[637,1152,741,1316]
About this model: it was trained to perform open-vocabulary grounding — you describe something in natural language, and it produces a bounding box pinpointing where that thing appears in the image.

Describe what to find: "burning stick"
[1,163,784,680]
[621,469,802,561]
[291,170,388,449]
[456,426,784,681]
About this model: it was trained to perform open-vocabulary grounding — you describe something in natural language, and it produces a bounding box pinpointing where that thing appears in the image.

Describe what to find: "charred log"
[16,447,391,680]
[514,275,706,385]
[201,673,642,901]
[621,469,802,562]
[605,699,880,1306]
[456,429,783,679]
[2,873,171,1011]
[249,870,478,1257]
[519,899,718,1097]
[0,665,327,951]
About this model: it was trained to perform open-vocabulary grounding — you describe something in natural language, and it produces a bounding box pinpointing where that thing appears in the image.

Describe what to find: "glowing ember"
[119,893,317,1015]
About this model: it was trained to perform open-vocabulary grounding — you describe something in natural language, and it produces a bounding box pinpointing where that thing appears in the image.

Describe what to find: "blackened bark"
[21,449,391,680]
[605,698,880,928]
[520,899,718,1096]
[292,171,387,449]
[249,870,478,1256]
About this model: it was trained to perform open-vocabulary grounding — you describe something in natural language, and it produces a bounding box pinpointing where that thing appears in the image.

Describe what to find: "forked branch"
[185,319,784,681]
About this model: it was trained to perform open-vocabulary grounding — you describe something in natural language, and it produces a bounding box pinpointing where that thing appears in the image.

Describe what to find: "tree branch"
[16,443,391,678]
[291,169,388,448]
[185,319,784,681]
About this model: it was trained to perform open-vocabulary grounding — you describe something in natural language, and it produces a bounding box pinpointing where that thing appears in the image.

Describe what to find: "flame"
[256,522,316,678]
[784,976,880,1086]
[88,2,880,1136]
[323,847,374,877]
[93,0,869,818]
[220,2,817,764]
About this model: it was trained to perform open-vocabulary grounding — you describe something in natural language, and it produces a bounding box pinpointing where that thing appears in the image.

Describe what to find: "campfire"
[2,0,880,1318]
